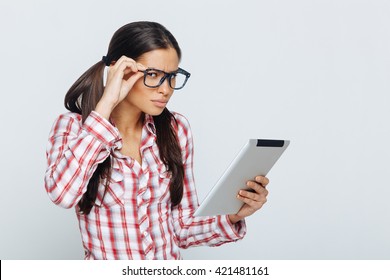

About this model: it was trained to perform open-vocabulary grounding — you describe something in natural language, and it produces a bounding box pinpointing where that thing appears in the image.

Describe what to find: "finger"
[246,181,269,196]
[108,62,140,86]
[123,71,144,87]
[136,62,147,71]
[121,60,139,73]
[113,56,139,73]
[237,194,266,209]
[239,189,267,203]
[122,62,146,86]
[123,62,147,76]
[113,55,136,66]
[254,176,270,187]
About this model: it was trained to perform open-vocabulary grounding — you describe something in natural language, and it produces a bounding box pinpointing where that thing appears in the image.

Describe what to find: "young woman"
[44,21,269,260]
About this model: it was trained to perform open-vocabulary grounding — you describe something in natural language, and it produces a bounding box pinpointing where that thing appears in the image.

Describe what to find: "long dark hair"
[64,21,184,214]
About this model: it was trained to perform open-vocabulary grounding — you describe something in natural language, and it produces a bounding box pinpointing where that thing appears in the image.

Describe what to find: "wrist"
[95,98,116,120]
[228,214,243,224]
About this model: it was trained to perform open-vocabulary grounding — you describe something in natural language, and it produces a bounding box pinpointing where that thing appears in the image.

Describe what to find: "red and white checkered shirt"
[45,110,246,259]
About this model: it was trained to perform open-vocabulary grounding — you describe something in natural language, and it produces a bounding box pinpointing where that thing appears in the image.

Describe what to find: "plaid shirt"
[45,111,246,259]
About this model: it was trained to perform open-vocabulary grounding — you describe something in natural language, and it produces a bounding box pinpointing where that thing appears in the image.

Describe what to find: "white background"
[0,0,389,260]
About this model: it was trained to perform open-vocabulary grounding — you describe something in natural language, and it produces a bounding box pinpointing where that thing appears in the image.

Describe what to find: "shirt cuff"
[82,111,120,149]
[215,215,247,241]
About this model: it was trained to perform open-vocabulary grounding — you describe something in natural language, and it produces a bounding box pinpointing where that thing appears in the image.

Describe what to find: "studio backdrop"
[0,0,389,259]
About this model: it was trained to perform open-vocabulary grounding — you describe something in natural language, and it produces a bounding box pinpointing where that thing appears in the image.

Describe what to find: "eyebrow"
[141,68,179,74]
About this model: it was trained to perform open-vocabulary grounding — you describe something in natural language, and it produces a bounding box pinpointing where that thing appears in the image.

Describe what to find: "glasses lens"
[144,69,165,87]
[170,72,188,89]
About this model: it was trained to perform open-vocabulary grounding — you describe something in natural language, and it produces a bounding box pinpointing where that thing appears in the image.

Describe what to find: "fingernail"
[256,176,263,182]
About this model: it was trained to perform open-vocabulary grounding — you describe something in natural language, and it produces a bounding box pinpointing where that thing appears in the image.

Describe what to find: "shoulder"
[170,111,194,153]
[171,111,192,137]
[171,111,191,130]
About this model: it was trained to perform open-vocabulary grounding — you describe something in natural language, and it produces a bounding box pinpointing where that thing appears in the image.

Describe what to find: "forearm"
[172,207,246,249]
[228,214,244,224]
[95,97,116,121]
[45,134,110,208]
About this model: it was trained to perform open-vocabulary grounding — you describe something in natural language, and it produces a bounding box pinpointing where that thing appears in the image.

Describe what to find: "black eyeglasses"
[138,68,191,90]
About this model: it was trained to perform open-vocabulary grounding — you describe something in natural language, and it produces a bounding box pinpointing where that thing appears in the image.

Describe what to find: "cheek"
[131,77,145,91]
[127,81,150,104]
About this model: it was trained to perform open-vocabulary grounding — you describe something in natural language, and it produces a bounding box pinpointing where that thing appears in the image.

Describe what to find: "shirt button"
[143,231,148,237]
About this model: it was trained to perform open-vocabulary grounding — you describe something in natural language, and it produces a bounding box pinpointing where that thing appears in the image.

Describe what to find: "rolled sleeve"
[214,215,246,243]
[83,111,120,149]
[45,111,121,208]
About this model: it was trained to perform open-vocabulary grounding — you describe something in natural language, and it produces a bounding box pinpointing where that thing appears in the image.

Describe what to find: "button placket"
[137,171,154,256]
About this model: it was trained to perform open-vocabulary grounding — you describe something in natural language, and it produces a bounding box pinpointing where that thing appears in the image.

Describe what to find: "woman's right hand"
[95,55,146,119]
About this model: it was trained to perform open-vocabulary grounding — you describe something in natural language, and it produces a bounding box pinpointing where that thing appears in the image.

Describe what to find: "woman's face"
[124,47,180,116]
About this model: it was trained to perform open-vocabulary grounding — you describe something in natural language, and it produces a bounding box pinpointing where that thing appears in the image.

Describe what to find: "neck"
[111,103,144,135]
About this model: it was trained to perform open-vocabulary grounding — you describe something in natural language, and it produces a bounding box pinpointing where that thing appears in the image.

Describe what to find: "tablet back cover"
[194,139,290,216]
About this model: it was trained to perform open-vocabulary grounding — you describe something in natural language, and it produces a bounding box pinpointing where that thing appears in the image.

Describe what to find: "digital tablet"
[194,139,290,216]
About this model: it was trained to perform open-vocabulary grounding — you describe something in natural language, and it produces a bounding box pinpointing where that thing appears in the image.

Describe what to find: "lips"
[151,99,168,108]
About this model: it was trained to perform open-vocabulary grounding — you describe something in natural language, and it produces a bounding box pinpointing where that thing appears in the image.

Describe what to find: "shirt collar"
[144,114,156,136]
[108,114,156,136]
[109,114,156,155]
[110,114,157,160]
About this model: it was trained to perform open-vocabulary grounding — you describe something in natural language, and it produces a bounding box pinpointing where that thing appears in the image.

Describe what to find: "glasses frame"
[138,67,191,90]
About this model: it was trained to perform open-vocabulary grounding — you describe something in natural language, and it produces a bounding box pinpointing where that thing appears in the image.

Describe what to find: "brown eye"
[147,71,158,78]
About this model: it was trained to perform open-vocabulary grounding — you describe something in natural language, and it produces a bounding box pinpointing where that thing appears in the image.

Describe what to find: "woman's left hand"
[228,176,269,224]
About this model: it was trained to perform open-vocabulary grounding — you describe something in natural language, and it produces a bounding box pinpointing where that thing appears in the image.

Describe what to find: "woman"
[44,21,269,260]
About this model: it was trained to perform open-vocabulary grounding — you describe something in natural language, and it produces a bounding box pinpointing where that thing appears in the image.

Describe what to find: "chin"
[145,107,166,116]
